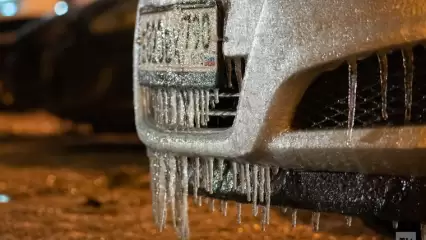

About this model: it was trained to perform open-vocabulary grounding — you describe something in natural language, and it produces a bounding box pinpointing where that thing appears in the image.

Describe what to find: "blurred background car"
[1,0,136,132]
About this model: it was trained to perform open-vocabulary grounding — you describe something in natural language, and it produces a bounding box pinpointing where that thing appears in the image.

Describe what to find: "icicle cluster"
[148,151,275,239]
[147,88,220,128]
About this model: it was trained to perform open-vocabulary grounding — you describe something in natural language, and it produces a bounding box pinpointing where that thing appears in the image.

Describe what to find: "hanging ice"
[347,59,358,139]
[402,48,414,122]
[312,212,320,232]
[377,53,388,120]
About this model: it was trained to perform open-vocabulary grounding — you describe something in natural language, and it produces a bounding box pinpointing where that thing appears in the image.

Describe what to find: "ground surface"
[0,133,390,240]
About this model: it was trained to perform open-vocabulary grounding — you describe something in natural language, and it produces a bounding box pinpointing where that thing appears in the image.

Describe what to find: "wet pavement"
[0,134,391,239]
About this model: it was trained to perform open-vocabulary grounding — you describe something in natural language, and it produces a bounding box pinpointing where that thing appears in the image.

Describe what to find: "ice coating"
[148,152,279,239]
[347,59,358,139]
[148,88,222,129]
[402,48,414,122]
[377,53,388,120]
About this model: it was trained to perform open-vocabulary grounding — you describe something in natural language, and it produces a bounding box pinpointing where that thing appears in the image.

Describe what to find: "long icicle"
[402,48,414,123]
[180,157,190,239]
[347,59,358,140]
[252,165,259,216]
[245,163,251,202]
[167,154,177,228]
[377,52,388,120]
[312,212,321,232]
[194,157,200,202]
[265,166,271,226]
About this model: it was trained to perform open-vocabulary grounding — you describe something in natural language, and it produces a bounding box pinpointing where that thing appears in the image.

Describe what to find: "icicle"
[245,164,251,202]
[218,159,224,181]
[208,158,214,194]
[210,199,215,212]
[259,167,265,203]
[194,157,200,202]
[157,154,167,231]
[170,88,177,126]
[178,157,190,239]
[402,48,414,122]
[265,167,271,225]
[392,221,399,229]
[205,90,210,124]
[182,90,188,126]
[234,58,243,90]
[187,89,195,127]
[163,89,169,124]
[252,165,258,216]
[272,167,279,175]
[239,164,246,194]
[200,90,205,126]
[149,154,159,226]
[281,207,288,213]
[377,53,388,120]
[237,203,242,224]
[261,206,267,231]
[214,89,219,104]
[158,89,165,125]
[312,212,320,232]
[167,155,177,228]
[232,162,238,190]
[226,58,233,88]
[291,209,298,228]
[347,59,358,139]
[203,158,209,191]
[194,90,200,128]
[220,200,228,216]
[178,90,185,127]
[197,196,203,207]
[345,216,352,227]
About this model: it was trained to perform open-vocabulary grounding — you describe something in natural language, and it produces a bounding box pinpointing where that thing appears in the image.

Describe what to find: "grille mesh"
[292,44,426,130]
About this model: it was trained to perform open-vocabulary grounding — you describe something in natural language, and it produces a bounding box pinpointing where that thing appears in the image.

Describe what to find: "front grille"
[144,57,244,129]
[292,44,426,130]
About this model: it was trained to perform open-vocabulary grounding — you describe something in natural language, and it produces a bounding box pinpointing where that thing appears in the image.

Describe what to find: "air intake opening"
[292,44,426,130]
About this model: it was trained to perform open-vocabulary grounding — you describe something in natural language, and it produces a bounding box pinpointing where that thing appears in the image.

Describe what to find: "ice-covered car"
[133,0,426,238]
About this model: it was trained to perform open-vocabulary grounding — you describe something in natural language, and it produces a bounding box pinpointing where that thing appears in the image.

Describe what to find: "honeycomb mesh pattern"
[292,44,426,130]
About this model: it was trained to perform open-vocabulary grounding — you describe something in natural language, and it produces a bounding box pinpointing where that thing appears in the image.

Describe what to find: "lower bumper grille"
[292,44,426,130]
[144,58,245,130]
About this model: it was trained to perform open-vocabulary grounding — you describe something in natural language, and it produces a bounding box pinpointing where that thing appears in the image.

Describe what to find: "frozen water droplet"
[208,158,214,194]
[252,165,258,216]
[312,212,320,232]
[377,53,388,120]
[205,90,210,124]
[187,89,195,127]
[402,48,414,122]
[237,203,242,224]
[220,200,228,216]
[167,154,177,228]
[393,221,399,229]
[226,59,233,88]
[197,196,203,207]
[170,89,177,126]
[209,199,215,212]
[259,167,265,203]
[178,156,190,239]
[281,207,288,214]
[345,216,352,227]
[194,157,200,201]
[232,162,238,190]
[218,158,224,181]
[203,158,209,190]
[200,90,205,126]
[265,167,271,225]
[245,164,251,202]
[291,209,298,228]
[214,89,219,104]
[163,89,169,124]
[239,164,246,194]
[347,59,358,140]
[194,90,200,128]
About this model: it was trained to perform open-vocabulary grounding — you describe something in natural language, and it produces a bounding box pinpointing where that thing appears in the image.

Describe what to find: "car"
[4,0,137,132]
[133,0,426,238]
